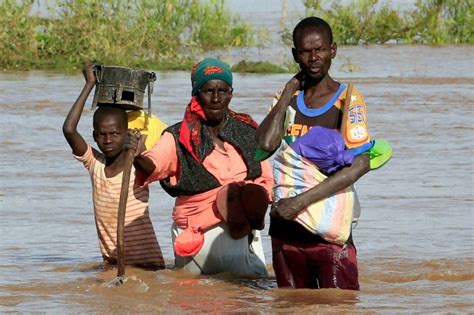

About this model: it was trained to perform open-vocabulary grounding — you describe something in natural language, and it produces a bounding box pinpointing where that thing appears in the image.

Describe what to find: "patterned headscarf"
[191,57,233,96]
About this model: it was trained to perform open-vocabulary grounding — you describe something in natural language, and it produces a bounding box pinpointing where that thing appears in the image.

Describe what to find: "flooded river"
[1,45,473,313]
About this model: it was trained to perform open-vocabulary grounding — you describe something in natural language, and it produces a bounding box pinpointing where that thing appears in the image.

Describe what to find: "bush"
[0,0,36,69]
[406,0,474,44]
[231,60,288,73]
[0,0,258,70]
[284,0,473,45]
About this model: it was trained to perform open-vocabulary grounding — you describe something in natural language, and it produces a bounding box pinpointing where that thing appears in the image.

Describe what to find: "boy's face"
[292,27,336,81]
[93,115,128,159]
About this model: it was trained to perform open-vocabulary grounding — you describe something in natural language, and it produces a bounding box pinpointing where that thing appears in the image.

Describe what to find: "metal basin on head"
[92,65,156,111]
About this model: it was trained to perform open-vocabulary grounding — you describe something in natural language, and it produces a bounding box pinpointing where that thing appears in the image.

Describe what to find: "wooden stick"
[116,149,135,278]
[340,82,353,140]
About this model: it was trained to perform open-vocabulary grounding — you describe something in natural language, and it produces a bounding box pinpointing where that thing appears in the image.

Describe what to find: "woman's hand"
[270,196,304,221]
[124,129,146,156]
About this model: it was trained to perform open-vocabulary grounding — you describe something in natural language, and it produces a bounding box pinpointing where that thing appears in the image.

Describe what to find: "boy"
[63,64,165,270]
[256,17,371,289]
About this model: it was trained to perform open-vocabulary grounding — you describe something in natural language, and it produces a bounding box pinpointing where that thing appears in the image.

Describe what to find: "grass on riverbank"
[1,0,472,72]
[231,61,288,73]
[0,0,259,71]
[290,0,473,45]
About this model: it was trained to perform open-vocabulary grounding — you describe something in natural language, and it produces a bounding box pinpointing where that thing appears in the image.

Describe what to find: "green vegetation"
[291,0,474,45]
[231,61,288,73]
[0,0,258,70]
[0,1,37,69]
[1,0,472,72]
[406,0,473,44]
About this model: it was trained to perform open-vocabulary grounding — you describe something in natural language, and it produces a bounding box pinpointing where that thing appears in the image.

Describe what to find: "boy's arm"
[62,64,96,156]
[271,154,370,220]
[256,73,303,152]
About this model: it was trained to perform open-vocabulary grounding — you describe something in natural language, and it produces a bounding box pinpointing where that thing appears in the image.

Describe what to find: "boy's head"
[292,16,337,81]
[92,106,128,159]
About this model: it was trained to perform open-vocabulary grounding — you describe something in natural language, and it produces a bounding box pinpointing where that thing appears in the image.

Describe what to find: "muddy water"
[1,45,473,313]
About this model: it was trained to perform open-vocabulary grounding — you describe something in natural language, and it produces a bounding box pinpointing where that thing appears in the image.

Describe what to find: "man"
[256,17,371,289]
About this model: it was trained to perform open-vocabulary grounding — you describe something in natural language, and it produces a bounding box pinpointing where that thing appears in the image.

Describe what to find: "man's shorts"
[271,238,360,290]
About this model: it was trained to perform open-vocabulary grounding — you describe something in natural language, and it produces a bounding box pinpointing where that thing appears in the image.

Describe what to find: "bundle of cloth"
[273,126,392,244]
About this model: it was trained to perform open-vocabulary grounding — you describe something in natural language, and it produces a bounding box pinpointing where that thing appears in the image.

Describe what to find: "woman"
[132,58,273,276]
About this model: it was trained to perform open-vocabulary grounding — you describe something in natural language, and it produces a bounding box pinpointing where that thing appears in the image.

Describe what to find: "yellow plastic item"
[127,110,167,149]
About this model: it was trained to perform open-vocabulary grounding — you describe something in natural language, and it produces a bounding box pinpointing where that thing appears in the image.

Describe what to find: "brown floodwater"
[1,45,473,313]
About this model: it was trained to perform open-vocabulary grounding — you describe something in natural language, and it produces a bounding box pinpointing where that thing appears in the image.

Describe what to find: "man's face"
[197,79,233,123]
[93,115,127,159]
[292,27,337,81]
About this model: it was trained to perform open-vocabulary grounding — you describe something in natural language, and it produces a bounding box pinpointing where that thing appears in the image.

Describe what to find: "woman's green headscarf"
[191,57,233,96]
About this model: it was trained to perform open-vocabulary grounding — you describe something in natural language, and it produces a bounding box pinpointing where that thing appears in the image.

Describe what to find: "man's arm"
[256,73,302,152]
[272,154,370,221]
[62,64,96,156]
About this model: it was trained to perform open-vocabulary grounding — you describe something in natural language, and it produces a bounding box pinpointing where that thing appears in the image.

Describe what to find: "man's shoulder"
[339,83,365,101]
[273,86,301,98]
[349,85,366,104]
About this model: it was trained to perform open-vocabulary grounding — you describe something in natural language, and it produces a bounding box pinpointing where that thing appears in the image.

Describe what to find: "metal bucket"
[92,65,156,112]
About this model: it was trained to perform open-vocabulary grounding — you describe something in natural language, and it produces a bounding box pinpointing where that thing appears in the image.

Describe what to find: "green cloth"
[191,57,233,96]
[254,148,273,161]
[254,136,293,161]
[367,139,393,170]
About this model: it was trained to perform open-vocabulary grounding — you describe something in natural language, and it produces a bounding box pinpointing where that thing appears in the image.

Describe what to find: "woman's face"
[197,79,233,124]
